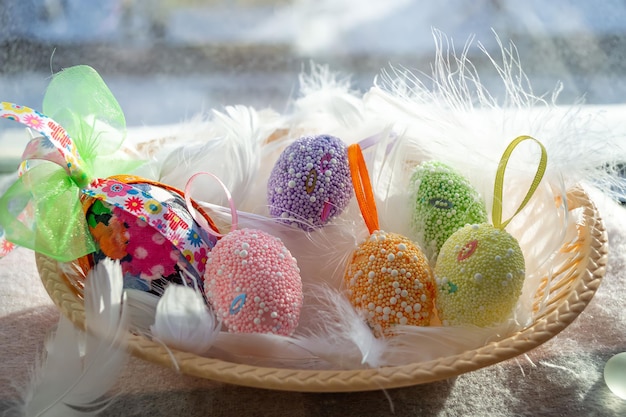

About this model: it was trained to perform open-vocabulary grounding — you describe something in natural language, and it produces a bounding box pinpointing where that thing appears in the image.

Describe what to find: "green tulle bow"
[0,65,142,261]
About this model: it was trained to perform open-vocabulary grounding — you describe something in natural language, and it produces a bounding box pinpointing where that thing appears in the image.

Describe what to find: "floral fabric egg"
[434,223,525,327]
[409,161,487,260]
[267,134,353,230]
[82,175,217,294]
[344,230,436,336]
[204,228,303,336]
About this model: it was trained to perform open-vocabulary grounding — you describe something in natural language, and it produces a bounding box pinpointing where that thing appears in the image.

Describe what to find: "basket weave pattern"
[36,187,608,392]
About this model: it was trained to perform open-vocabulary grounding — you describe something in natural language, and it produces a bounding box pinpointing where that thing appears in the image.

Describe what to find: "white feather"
[124,289,159,335]
[289,62,366,138]
[162,285,385,370]
[17,258,128,417]
[381,320,521,366]
[366,29,626,199]
[293,285,388,369]
[150,284,220,355]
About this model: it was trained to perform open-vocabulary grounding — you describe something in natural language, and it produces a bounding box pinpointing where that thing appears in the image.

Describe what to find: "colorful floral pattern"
[101,182,138,198]
[187,229,203,247]
[0,102,88,185]
[83,177,217,286]
[23,113,44,130]
[20,137,67,173]
[0,227,15,258]
[194,247,208,274]
[124,196,143,212]
[144,199,162,215]
[0,102,217,291]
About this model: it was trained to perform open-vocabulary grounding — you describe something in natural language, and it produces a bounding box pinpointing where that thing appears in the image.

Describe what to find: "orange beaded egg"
[344,230,436,336]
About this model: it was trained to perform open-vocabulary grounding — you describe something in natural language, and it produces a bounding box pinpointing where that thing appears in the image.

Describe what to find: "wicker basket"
[36,186,608,392]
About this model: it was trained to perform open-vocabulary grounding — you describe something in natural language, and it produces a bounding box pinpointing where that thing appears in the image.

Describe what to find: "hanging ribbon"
[184,172,239,238]
[0,162,95,259]
[492,135,548,230]
[348,143,379,234]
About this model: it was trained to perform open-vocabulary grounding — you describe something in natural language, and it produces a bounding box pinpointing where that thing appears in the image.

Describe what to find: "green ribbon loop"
[0,65,142,261]
[43,65,140,179]
[492,135,548,230]
[0,164,96,261]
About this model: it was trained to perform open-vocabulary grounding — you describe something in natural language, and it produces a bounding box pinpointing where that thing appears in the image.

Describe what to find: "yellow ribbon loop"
[492,135,548,230]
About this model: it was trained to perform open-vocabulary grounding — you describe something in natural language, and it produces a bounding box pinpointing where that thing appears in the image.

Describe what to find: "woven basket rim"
[36,186,608,392]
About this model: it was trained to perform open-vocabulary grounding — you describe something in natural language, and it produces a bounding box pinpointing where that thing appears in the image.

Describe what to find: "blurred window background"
[1,0,625,126]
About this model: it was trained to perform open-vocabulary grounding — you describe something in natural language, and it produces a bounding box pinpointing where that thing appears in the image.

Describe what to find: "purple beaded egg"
[267,134,353,230]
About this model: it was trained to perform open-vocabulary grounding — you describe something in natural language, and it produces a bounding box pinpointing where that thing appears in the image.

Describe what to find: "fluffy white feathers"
[18,258,128,417]
[151,284,220,355]
[136,105,281,211]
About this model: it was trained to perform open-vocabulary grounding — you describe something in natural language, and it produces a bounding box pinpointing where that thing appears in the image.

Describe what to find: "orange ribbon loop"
[348,144,379,234]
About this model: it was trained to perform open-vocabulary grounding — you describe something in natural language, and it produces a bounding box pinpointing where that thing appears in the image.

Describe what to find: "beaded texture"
[409,161,488,260]
[344,230,436,337]
[434,223,525,327]
[204,229,303,336]
[267,134,353,231]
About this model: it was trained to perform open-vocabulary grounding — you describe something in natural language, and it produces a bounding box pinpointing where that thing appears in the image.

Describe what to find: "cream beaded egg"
[434,223,525,327]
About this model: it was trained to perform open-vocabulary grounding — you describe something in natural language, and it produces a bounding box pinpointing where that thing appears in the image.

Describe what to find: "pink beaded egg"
[204,228,303,335]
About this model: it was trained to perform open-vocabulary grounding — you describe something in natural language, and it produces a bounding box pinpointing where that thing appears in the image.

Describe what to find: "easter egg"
[344,230,436,336]
[204,228,303,335]
[82,175,217,295]
[434,223,525,327]
[267,134,353,230]
[409,161,487,260]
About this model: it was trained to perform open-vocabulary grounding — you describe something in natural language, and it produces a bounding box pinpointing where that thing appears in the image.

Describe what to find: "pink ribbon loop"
[184,172,239,238]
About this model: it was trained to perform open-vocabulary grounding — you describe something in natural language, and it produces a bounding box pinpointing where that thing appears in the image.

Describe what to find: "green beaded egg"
[434,223,525,327]
[409,161,488,260]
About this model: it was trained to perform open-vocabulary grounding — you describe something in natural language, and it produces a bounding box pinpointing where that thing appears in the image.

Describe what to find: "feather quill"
[15,258,128,417]
[125,289,159,335]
